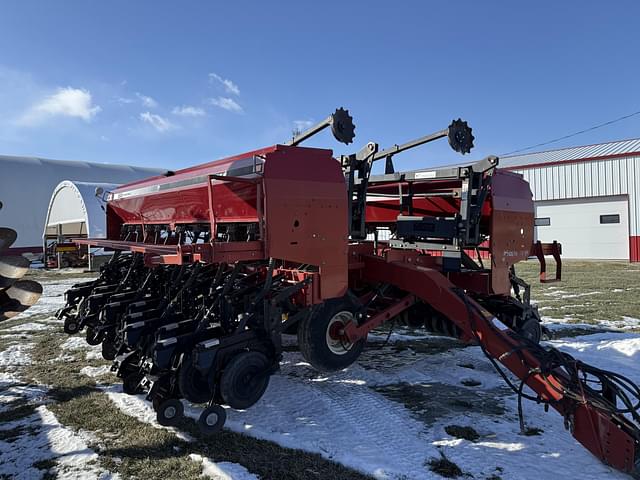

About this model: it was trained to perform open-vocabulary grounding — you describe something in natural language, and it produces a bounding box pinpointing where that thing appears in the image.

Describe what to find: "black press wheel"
[297,298,365,372]
[122,373,143,395]
[102,340,118,360]
[220,351,271,410]
[63,315,80,334]
[85,327,103,346]
[178,353,212,404]
[197,404,227,434]
[156,398,184,426]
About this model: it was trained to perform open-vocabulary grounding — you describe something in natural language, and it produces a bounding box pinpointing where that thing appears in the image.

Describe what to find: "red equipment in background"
[59,109,638,477]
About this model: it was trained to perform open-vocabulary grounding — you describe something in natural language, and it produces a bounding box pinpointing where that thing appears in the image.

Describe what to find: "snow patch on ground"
[0,405,114,480]
[61,333,104,360]
[61,336,90,350]
[80,365,112,378]
[0,322,53,333]
[189,453,259,480]
[0,343,33,369]
[599,316,640,331]
[560,291,601,299]
[86,349,104,360]
[0,319,116,479]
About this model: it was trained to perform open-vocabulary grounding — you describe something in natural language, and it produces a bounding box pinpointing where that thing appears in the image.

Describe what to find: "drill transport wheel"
[198,404,227,435]
[156,398,184,426]
[297,298,365,372]
[220,351,271,410]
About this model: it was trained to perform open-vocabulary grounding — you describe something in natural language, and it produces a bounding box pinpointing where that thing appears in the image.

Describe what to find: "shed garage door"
[534,196,629,260]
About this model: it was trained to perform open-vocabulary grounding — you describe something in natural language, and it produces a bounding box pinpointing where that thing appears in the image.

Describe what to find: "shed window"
[600,214,620,224]
[534,217,551,226]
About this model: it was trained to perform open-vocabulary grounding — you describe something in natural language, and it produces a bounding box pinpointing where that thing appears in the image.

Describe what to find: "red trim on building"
[630,236,640,263]
[504,150,640,171]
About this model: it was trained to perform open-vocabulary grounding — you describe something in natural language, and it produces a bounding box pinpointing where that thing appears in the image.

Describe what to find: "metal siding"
[571,163,579,198]
[580,162,588,198]
[600,161,607,195]
[612,160,621,196]
[593,161,600,197]
[494,134,640,260]
[620,160,628,194]
[540,167,547,200]
[557,164,566,198]
[547,166,558,200]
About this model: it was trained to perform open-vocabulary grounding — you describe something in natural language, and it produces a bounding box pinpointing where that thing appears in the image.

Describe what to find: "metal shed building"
[501,138,640,262]
[0,155,165,254]
[42,181,120,269]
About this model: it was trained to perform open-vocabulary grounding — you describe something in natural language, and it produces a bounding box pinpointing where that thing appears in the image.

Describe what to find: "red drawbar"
[630,236,640,262]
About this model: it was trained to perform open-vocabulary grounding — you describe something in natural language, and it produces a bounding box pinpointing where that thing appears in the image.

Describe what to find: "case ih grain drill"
[58,109,640,476]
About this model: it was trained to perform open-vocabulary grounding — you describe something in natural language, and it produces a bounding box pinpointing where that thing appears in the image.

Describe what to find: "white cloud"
[139,111,175,132]
[172,105,206,117]
[19,87,101,125]
[208,73,240,96]
[136,92,158,108]
[293,119,314,131]
[115,96,134,104]
[209,97,243,113]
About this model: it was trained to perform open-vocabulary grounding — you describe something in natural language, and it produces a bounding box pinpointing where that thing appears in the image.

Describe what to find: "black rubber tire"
[85,327,102,346]
[518,318,542,344]
[101,340,118,361]
[177,353,211,404]
[63,316,80,334]
[297,298,365,372]
[122,373,143,395]
[156,398,183,426]
[220,351,270,410]
[197,404,227,435]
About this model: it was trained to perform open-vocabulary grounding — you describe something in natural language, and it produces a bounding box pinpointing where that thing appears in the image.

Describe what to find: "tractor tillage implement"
[57,108,640,476]
[0,227,43,321]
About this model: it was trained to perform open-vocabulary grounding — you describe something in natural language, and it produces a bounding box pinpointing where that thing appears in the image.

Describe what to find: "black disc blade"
[0,280,43,321]
[0,228,18,252]
[0,255,31,289]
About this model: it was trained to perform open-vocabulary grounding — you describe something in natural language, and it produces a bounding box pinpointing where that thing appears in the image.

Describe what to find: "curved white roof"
[44,181,119,240]
[0,154,164,178]
[0,155,165,249]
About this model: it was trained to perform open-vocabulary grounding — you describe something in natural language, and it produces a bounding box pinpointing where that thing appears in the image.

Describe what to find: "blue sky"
[1,1,639,172]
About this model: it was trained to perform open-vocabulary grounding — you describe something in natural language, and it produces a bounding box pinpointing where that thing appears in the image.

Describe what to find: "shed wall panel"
[507,154,640,250]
